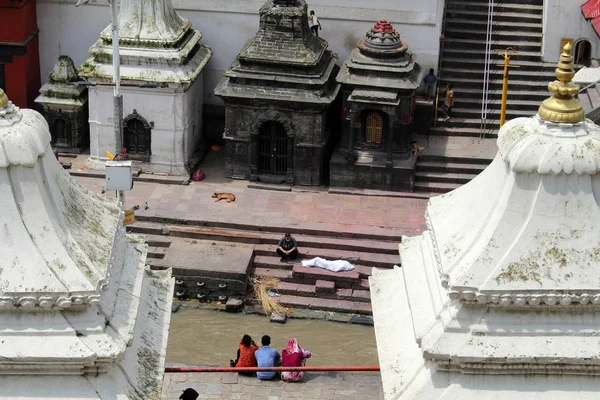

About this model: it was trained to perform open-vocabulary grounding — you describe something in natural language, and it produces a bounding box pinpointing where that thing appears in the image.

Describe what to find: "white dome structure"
[370,44,600,399]
[0,89,173,399]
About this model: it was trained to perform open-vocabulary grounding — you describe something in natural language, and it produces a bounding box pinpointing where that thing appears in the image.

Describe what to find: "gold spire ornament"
[538,43,585,123]
[0,89,8,108]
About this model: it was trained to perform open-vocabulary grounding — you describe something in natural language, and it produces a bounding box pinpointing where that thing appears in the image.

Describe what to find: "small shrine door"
[258,121,288,175]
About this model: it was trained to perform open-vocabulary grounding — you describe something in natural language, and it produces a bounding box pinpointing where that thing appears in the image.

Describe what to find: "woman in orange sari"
[234,334,259,375]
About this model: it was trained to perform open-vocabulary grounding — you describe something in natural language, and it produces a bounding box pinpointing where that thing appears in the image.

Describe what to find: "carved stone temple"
[330,20,422,191]
[214,0,340,185]
[79,0,212,174]
[35,55,89,153]
[369,44,600,398]
[0,89,173,399]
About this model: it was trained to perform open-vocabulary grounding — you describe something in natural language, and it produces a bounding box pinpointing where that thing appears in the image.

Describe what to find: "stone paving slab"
[421,135,498,160]
[162,371,384,400]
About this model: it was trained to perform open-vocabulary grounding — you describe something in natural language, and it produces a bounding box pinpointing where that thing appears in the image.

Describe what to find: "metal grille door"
[258,121,287,175]
[365,112,383,144]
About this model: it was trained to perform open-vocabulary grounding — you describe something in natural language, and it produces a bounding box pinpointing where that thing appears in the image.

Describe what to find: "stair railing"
[433,0,449,129]
[480,0,495,138]
[578,77,600,93]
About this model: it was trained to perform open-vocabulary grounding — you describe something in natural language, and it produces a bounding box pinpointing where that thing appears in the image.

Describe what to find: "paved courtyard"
[162,371,383,400]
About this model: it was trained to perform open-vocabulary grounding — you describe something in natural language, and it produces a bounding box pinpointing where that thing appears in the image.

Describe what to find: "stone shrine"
[214,0,340,185]
[0,89,173,399]
[35,55,89,153]
[370,44,600,399]
[330,20,422,191]
[79,0,212,174]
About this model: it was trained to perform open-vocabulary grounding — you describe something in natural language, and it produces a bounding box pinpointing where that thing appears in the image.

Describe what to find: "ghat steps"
[128,220,402,316]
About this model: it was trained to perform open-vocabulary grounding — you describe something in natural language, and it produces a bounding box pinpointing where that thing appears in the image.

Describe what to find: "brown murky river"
[166,308,380,367]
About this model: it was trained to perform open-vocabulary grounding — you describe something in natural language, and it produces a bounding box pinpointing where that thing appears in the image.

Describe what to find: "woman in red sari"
[281,338,312,382]
[234,334,259,374]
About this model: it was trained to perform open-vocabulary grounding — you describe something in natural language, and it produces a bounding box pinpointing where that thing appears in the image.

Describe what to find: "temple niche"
[79,0,212,174]
[214,0,340,185]
[330,20,422,191]
[35,55,89,153]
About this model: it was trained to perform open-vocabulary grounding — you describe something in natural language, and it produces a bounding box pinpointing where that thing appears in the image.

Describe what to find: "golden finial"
[538,43,585,123]
[0,89,8,108]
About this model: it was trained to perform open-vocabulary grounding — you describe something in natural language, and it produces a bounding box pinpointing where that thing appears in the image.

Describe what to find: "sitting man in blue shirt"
[254,335,281,380]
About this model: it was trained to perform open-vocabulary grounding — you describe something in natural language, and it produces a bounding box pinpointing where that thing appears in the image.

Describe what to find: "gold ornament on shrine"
[0,89,8,108]
[538,43,585,123]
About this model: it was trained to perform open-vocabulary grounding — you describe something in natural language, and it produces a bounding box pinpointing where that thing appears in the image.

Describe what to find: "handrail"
[480,0,495,138]
[433,0,449,128]
[578,77,600,93]
[165,366,381,373]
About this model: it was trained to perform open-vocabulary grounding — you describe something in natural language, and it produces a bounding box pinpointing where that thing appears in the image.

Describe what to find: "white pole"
[110,0,125,209]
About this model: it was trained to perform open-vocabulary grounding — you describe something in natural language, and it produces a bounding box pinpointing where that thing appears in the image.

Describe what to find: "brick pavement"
[74,176,428,237]
[161,371,384,400]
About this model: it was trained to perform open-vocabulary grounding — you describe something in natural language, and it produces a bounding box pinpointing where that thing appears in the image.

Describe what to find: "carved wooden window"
[123,109,152,161]
[365,112,383,144]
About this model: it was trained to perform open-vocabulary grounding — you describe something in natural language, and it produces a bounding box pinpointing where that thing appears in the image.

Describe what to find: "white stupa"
[0,89,174,399]
[370,44,600,399]
[80,0,212,175]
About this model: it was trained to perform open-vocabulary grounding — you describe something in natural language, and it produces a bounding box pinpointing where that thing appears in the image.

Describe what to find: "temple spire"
[538,43,585,123]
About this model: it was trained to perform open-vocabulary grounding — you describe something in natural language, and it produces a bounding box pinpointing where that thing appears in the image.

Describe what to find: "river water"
[166,308,380,367]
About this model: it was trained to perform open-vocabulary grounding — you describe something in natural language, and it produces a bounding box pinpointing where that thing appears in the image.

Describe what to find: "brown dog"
[212,192,236,203]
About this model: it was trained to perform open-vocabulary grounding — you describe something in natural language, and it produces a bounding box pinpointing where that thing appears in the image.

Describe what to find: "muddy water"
[166,309,380,367]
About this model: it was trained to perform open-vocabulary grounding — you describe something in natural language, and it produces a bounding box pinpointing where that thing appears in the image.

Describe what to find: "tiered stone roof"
[79,0,212,85]
[337,20,421,105]
[214,0,339,104]
[370,45,600,398]
[36,56,87,108]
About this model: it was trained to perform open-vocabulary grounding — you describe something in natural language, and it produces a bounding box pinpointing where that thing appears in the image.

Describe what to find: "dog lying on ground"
[212,192,236,203]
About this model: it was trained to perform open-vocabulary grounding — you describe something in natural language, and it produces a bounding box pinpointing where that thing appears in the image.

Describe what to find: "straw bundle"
[251,276,287,316]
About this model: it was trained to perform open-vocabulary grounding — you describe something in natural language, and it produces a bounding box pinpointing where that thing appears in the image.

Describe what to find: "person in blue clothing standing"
[255,335,281,380]
[423,68,438,102]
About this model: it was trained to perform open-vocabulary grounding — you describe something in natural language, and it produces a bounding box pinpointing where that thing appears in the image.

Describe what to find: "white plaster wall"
[37,0,444,106]
[87,83,200,174]
[543,0,600,62]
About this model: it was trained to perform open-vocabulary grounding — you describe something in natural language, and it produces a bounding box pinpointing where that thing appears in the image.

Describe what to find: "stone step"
[413,181,463,194]
[445,9,543,23]
[136,233,172,248]
[276,282,371,303]
[438,87,549,101]
[444,27,543,41]
[446,107,537,120]
[418,154,492,165]
[292,264,361,285]
[447,0,543,13]
[441,57,556,72]
[148,246,167,259]
[443,48,542,62]
[415,171,479,184]
[441,67,554,82]
[443,38,541,52]
[429,126,498,138]
[445,18,543,33]
[277,294,372,315]
[440,78,548,92]
[431,117,500,131]
[254,244,398,269]
[254,256,378,280]
[443,99,543,112]
[416,160,488,174]
[447,0,542,5]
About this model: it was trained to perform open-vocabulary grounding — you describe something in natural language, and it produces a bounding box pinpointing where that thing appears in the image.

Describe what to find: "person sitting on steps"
[277,233,298,263]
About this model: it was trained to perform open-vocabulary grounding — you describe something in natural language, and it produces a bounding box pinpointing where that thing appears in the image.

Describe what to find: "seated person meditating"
[233,334,259,375]
[277,233,298,262]
[281,338,312,382]
[254,335,281,380]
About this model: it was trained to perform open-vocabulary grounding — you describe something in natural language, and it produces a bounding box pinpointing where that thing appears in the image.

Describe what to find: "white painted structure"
[543,0,600,62]
[370,47,600,399]
[37,0,444,107]
[0,89,174,399]
[78,0,212,174]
